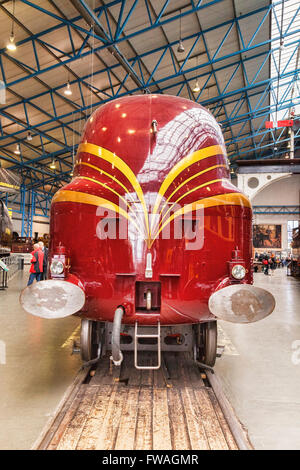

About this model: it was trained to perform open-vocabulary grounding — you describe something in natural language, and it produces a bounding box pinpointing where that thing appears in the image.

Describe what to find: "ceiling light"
[177,10,184,53]
[6,33,16,51]
[50,159,57,169]
[177,39,185,53]
[27,131,32,141]
[193,80,200,93]
[279,39,284,51]
[193,54,201,94]
[64,81,72,96]
[14,144,20,155]
[7,1,17,52]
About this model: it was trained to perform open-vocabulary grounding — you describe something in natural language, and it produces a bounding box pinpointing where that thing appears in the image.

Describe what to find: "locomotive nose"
[20,280,85,319]
[208,284,275,323]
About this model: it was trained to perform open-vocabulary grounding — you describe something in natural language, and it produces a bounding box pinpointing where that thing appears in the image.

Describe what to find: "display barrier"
[0,255,24,290]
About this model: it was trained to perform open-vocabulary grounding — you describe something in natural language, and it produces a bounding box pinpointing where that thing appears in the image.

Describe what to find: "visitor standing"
[27,243,44,286]
[39,241,48,280]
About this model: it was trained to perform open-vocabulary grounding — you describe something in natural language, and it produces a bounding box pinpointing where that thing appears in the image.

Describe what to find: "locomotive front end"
[20,94,275,367]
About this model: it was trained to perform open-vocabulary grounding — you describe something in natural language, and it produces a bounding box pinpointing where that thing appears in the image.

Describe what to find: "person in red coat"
[39,241,48,280]
[27,243,44,286]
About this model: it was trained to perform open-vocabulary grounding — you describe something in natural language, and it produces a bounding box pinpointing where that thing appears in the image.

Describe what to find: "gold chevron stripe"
[174,178,223,205]
[52,190,143,236]
[78,142,150,238]
[57,143,250,247]
[76,162,146,230]
[150,144,225,232]
[152,179,223,238]
[77,176,145,231]
[159,164,226,217]
[52,190,251,247]
[76,161,136,203]
[149,192,251,247]
[77,176,130,208]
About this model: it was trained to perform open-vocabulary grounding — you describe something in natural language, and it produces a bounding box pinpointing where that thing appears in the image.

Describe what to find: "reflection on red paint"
[50,95,252,326]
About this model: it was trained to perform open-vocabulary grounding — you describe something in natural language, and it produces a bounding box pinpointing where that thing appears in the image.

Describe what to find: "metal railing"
[0,254,24,290]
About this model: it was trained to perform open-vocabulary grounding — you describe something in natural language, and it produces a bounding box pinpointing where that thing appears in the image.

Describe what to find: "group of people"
[27,241,48,286]
[261,257,279,275]
[255,253,291,276]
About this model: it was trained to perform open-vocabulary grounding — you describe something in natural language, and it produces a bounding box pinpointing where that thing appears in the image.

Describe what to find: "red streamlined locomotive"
[21,95,275,368]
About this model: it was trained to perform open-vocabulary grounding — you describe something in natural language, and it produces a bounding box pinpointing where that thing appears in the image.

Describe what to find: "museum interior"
[0,0,299,452]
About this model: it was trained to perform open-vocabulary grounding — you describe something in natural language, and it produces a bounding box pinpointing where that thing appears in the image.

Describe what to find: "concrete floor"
[0,267,299,449]
[216,269,300,450]
[0,268,81,450]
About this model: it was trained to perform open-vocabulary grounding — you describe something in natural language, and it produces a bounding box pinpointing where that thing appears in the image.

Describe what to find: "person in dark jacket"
[27,243,44,286]
[39,241,48,280]
[262,256,269,275]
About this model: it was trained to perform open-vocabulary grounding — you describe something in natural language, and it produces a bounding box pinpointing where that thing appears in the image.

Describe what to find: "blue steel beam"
[253,206,300,215]
[232,125,300,159]
[2,73,299,177]
[1,3,293,90]
[194,10,240,159]
[7,147,76,170]
[1,20,298,132]
[3,31,300,130]
[1,84,297,178]
[69,0,147,91]
[3,73,299,159]
[0,26,298,139]
[0,0,298,201]
[0,0,223,93]
[16,0,226,50]
[0,151,73,184]
[1,188,52,235]
[0,0,294,138]
[1,52,298,151]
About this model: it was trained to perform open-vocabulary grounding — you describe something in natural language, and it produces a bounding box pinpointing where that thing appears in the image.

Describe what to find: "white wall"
[252,174,300,205]
[11,216,49,236]
[252,174,300,251]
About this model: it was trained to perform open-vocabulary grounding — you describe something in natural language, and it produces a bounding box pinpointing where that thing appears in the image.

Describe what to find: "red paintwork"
[50,95,252,325]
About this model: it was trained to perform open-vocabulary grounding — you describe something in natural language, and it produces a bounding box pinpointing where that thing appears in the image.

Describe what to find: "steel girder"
[0,3,298,138]
[253,205,300,214]
[0,0,299,224]
[1,186,51,237]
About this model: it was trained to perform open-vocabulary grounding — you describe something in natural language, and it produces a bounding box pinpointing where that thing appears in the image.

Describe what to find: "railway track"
[34,352,253,450]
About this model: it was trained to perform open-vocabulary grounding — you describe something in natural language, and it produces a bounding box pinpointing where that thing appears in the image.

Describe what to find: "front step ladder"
[134,321,161,370]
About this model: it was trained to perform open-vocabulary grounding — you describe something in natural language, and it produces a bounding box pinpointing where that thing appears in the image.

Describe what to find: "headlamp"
[231,264,246,280]
[50,260,64,275]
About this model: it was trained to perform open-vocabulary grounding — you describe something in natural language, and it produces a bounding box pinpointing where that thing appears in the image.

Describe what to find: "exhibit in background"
[253,224,282,249]
[0,169,20,193]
